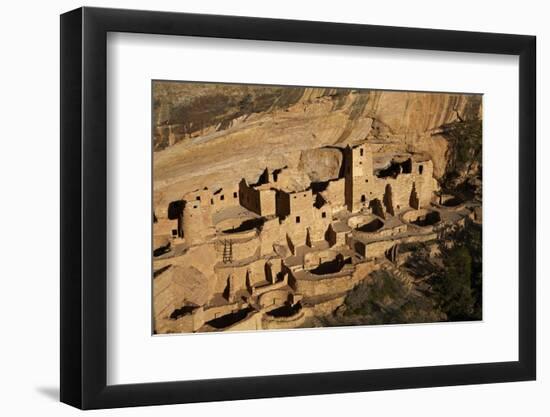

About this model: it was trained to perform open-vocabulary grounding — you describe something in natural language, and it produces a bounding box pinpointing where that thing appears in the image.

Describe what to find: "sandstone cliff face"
[298,147,343,183]
[154,84,481,150]
[153,82,482,217]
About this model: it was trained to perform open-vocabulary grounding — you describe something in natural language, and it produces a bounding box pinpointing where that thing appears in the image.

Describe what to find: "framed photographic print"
[60,6,536,409]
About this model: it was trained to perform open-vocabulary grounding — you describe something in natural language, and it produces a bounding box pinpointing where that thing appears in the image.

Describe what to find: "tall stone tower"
[344,143,374,212]
[182,200,214,245]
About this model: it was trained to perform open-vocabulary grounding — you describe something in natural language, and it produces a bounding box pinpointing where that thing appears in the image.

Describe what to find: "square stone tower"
[344,143,374,213]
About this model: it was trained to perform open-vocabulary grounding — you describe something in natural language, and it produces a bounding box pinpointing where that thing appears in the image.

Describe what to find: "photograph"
[152,81,483,334]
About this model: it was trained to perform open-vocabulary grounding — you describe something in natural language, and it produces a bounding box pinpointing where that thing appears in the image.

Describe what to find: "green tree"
[440,118,482,193]
[441,119,482,172]
[434,246,475,320]
[464,225,482,319]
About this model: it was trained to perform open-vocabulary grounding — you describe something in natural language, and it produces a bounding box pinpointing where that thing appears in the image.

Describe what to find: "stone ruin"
[153,141,481,334]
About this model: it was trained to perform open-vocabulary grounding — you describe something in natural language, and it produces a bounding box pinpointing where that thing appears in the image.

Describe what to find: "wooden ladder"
[222,239,233,264]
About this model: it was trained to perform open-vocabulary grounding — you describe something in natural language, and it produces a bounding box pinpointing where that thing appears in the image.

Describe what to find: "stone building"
[154,139,474,334]
[344,143,436,216]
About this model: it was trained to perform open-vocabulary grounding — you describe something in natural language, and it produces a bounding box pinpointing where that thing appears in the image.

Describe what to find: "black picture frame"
[60,6,536,410]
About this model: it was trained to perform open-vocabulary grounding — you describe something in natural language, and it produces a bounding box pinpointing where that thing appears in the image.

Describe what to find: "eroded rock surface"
[153,84,481,215]
[298,147,343,183]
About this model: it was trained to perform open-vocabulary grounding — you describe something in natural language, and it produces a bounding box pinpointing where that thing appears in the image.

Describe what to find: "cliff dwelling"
[152,82,483,334]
